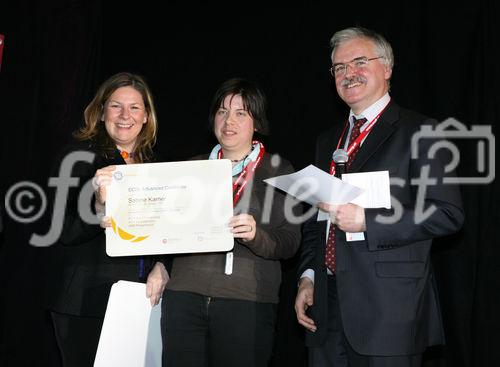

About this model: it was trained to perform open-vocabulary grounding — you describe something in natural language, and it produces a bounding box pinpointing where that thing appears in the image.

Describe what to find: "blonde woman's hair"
[74,72,158,163]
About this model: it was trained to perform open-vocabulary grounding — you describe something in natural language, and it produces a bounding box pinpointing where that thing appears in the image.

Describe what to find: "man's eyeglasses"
[330,56,385,77]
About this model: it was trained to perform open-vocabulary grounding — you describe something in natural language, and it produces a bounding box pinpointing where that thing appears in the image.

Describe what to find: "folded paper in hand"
[263,164,363,206]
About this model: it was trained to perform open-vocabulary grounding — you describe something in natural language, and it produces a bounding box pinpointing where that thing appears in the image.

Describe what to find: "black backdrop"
[0,1,499,366]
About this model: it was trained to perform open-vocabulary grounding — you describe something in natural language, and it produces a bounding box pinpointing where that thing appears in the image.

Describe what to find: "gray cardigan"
[166,153,302,303]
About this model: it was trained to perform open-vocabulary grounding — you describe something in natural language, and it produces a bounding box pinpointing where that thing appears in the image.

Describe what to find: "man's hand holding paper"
[264,166,391,233]
[317,202,367,233]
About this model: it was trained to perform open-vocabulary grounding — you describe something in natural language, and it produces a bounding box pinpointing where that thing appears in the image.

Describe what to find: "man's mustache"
[340,76,367,87]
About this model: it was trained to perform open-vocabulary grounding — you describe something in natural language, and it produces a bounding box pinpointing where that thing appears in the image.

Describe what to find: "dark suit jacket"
[50,139,160,317]
[298,101,464,356]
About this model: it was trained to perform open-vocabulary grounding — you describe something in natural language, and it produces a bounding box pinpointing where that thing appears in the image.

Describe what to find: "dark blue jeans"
[161,289,277,367]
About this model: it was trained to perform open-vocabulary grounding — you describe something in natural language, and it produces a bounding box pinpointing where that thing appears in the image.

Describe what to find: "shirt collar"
[348,93,391,127]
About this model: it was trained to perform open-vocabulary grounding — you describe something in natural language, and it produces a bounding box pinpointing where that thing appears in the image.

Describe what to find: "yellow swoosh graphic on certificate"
[110,217,149,243]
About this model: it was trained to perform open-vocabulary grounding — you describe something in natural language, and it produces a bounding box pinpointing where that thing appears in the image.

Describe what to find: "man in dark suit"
[294,27,464,367]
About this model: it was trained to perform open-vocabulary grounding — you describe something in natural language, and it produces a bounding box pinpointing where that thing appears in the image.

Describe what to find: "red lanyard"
[218,140,265,206]
[329,100,390,175]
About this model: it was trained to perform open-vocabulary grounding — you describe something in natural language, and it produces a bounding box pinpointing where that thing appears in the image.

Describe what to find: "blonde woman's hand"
[146,262,169,306]
[92,165,116,214]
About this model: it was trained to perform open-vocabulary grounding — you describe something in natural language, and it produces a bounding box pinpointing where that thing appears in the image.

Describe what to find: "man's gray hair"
[330,27,394,69]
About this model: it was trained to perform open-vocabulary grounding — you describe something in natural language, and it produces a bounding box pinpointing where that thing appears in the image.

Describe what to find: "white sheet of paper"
[94,281,162,367]
[105,160,234,256]
[264,164,363,206]
[264,164,363,222]
[341,170,391,209]
[341,170,391,241]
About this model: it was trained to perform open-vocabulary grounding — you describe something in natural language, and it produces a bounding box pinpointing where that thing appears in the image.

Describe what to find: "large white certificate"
[105,159,234,256]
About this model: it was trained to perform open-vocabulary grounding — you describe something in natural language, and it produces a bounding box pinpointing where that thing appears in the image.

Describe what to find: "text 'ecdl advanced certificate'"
[105,159,234,256]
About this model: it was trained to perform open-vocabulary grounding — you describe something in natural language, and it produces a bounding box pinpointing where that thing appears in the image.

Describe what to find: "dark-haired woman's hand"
[229,214,256,242]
